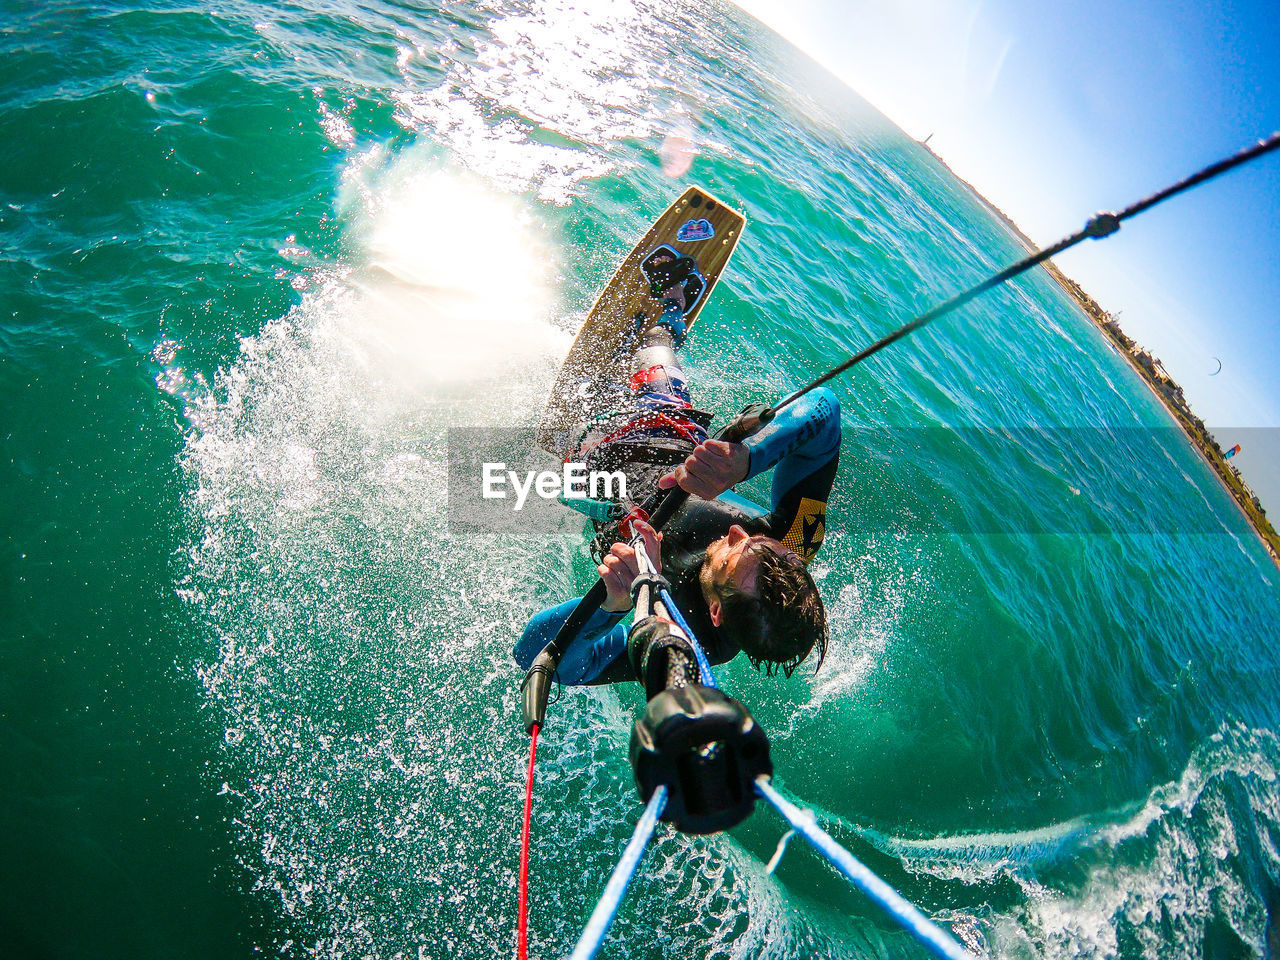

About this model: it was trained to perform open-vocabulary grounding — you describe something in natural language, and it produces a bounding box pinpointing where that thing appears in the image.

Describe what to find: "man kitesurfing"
[512,135,1280,960]
[513,241,842,685]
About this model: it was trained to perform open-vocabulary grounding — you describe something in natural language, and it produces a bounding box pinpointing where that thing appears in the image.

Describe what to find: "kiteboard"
[538,187,747,459]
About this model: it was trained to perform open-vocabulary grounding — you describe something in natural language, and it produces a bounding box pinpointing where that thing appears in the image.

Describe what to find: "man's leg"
[568,309,702,480]
[629,307,692,406]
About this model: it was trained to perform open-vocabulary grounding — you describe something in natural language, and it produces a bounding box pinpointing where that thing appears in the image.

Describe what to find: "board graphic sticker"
[676,217,715,242]
[538,187,746,459]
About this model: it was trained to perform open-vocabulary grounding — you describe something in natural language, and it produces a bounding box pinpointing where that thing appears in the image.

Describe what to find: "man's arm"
[746,388,840,561]
[513,601,629,685]
[660,387,841,561]
[511,521,663,685]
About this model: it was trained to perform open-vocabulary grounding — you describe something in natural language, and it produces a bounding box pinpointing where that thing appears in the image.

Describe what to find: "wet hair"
[712,544,827,676]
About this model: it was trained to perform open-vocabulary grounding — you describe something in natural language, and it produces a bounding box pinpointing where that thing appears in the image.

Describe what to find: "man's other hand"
[599,520,662,613]
[658,440,749,500]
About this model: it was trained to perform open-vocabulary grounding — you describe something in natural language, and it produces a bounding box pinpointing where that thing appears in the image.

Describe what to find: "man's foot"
[633,301,688,348]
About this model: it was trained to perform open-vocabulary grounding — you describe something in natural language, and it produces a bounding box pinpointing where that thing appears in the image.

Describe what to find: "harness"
[565,403,713,562]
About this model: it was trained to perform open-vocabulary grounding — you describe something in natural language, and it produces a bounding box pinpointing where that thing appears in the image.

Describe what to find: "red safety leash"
[517,723,540,960]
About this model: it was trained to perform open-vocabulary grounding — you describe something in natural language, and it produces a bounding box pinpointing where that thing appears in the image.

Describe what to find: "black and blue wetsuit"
[513,387,840,685]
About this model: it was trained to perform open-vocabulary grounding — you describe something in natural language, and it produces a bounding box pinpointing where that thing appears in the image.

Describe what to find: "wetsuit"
[513,386,840,685]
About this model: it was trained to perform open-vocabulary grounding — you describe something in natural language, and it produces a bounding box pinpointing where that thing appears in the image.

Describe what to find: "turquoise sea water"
[4,1,1280,957]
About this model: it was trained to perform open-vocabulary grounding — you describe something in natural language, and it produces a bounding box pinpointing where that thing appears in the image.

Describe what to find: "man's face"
[701,525,796,599]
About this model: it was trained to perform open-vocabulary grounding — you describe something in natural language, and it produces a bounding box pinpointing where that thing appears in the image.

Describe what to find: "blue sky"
[732,0,1280,516]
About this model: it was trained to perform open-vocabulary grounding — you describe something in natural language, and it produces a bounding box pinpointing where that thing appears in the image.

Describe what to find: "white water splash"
[179,150,589,957]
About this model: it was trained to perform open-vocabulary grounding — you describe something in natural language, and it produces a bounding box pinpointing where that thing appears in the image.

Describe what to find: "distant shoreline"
[919,143,1280,569]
